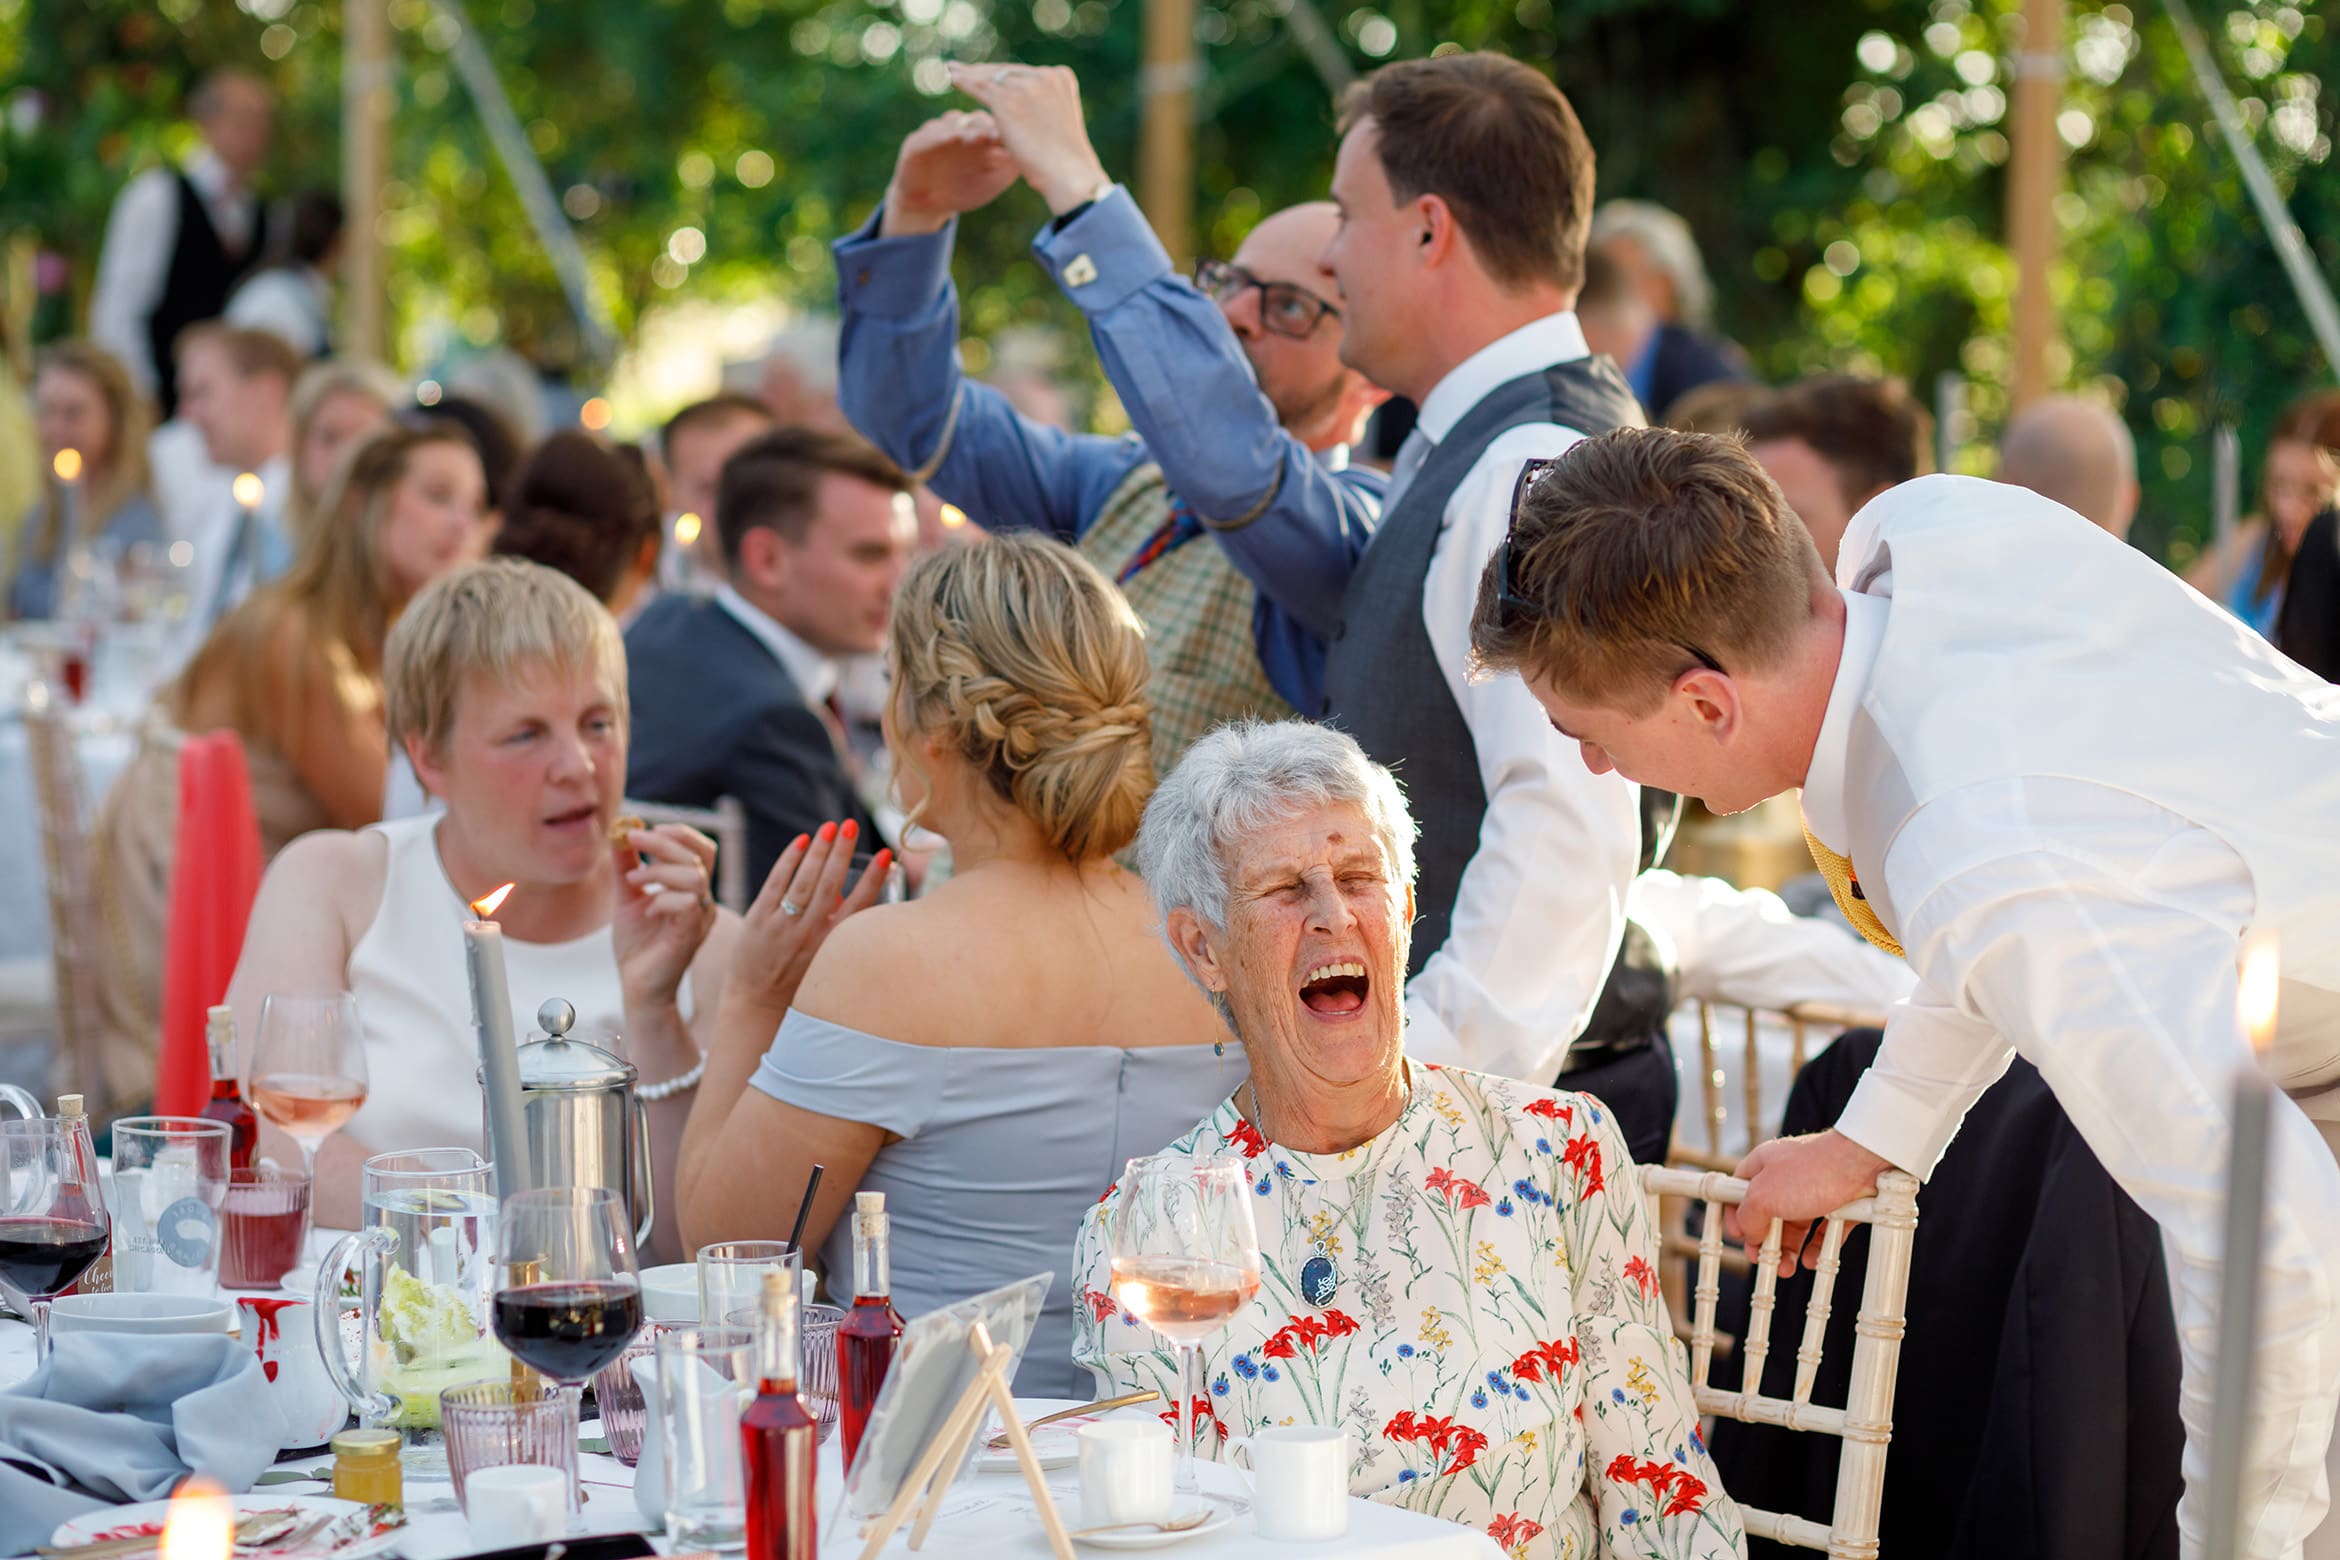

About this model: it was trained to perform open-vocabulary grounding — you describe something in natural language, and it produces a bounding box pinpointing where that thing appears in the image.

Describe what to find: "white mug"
[1228,1426,1348,1542]
[1078,1419,1173,1528]
[465,1464,569,1548]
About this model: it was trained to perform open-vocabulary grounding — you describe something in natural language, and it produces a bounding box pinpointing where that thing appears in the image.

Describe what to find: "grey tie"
[1384,427,1433,511]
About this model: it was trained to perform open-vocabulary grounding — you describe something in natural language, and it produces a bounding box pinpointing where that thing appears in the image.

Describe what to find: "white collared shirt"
[713,582,840,708]
[91,149,260,396]
[1795,587,1890,855]
[1392,312,1646,1085]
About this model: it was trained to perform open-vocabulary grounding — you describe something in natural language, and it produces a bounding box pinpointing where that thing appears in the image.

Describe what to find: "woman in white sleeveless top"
[225,559,739,1261]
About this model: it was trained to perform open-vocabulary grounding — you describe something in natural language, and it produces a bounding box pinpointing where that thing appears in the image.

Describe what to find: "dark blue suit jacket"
[624,593,878,897]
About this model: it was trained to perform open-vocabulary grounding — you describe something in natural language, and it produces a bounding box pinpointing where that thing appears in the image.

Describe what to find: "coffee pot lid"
[507,997,637,1091]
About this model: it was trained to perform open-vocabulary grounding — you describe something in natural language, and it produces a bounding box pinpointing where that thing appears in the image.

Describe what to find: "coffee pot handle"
[0,1084,42,1120]
[631,1097,656,1248]
[314,1227,398,1421]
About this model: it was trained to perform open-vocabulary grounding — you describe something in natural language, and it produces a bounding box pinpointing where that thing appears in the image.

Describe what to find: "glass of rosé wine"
[249,993,370,1186]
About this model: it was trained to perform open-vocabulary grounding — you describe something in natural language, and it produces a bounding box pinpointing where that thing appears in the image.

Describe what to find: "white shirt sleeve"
[1401,428,1643,1084]
[90,169,180,398]
[1844,780,2340,1558]
[1626,868,1917,1015]
[224,271,326,358]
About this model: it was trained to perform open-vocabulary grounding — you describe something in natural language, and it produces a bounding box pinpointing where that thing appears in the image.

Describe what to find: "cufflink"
[1062,254,1099,287]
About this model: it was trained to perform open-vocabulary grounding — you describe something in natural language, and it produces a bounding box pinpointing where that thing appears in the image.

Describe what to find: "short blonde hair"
[890,531,1153,861]
[385,557,627,759]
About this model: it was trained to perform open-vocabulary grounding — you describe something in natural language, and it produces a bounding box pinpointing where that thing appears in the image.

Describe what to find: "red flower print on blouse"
[1606,1454,1706,1517]
[1261,1310,1361,1360]
[1561,1133,1605,1196]
[1384,1409,1485,1476]
[1486,1513,1546,1552]
[1522,1098,1573,1124]
[1081,1286,1120,1322]
[1624,1255,1660,1298]
[1664,1474,1709,1517]
[1159,1396,1227,1442]
[1425,1165,1492,1209]
[1227,1116,1268,1159]
[1444,1425,1489,1475]
[1097,1181,1119,1205]
[1509,1336,1579,1384]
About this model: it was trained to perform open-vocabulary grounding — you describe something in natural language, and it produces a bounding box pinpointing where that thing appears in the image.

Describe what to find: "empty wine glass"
[0,1114,112,1360]
[249,993,370,1185]
[1108,1156,1262,1498]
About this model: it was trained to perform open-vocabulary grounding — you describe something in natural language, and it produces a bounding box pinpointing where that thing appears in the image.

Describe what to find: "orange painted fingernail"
[841,819,859,840]
[874,848,892,867]
[818,821,837,841]
[789,834,810,852]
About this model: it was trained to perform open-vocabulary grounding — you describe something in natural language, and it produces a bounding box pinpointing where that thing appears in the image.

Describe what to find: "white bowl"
[639,1263,699,1323]
[47,1292,237,1336]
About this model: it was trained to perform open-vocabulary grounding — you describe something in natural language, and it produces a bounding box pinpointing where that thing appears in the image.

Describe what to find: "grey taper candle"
[464,887,531,1201]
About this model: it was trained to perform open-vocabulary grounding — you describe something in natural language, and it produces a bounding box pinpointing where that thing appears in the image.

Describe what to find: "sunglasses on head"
[1495,457,1725,677]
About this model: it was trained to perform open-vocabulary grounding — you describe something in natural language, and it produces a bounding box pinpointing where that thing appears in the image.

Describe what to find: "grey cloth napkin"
[0,1332,288,1557]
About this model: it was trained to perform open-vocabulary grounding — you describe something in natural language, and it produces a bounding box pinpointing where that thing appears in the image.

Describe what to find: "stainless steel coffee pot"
[479,998,654,1242]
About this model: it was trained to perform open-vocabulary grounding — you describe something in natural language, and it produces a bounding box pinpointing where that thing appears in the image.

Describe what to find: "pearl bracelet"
[637,1054,707,1102]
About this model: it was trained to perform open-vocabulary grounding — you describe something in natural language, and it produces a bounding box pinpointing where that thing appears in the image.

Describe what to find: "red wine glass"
[491,1187,643,1387]
[0,1115,112,1360]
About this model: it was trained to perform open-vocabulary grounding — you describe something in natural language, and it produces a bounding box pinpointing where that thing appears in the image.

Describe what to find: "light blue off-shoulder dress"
[750,1011,1245,1396]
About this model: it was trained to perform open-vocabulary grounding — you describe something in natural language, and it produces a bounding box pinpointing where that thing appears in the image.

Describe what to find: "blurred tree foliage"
[0,0,2331,562]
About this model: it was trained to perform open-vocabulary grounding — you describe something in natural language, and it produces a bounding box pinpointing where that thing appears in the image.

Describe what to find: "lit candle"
[465,883,532,1201]
[159,1475,233,1560]
[2205,931,2280,1560]
[52,448,83,546]
[673,511,703,549]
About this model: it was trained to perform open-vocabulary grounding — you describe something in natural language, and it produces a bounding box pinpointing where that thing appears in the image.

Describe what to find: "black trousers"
[1553,1030,1678,1167]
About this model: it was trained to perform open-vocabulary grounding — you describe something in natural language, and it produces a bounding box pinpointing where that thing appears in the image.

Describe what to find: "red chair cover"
[154,731,264,1115]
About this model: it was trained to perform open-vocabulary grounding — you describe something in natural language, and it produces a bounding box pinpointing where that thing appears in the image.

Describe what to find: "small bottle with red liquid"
[836,1190,905,1471]
[199,1005,260,1171]
[54,1095,111,1295]
[742,1266,817,1560]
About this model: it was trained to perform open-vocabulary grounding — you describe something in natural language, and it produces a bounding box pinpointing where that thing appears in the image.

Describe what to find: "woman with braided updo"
[677,531,1238,1393]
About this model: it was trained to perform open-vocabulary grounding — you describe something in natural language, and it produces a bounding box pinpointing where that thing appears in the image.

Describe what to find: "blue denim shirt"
[834,186,1383,713]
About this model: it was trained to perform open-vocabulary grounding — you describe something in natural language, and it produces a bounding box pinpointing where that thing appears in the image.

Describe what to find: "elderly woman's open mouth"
[1298,958,1371,1018]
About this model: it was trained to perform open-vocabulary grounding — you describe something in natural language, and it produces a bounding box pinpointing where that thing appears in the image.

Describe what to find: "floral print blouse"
[1071,1063,1746,1560]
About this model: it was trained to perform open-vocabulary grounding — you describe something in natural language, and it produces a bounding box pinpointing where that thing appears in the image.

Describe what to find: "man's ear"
[735,525,785,590]
[1165,906,1230,997]
[1677,667,1742,741]
[1418,194,1461,268]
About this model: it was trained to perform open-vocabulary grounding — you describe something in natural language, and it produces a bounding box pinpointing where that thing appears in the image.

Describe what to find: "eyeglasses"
[1192,259,1341,340]
[1495,458,1725,678]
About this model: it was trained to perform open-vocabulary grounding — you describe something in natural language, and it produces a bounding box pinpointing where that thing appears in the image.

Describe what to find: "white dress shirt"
[1810,565,2340,1560]
[1393,313,1644,1084]
[167,451,291,674]
[713,582,839,707]
[225,266,333,359]
[91,150,259,397]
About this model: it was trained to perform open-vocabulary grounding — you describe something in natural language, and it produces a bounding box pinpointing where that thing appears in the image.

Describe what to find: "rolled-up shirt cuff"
[1032,186,1173,314]
[1832,1067,1960,1180]
[833,207,957,320]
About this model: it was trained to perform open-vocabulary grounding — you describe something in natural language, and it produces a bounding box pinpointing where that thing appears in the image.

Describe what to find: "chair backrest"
[22,682,115,1115]
[1642,1164,1919,1559]
[622,796,750,912]
[1676,999,1889,1173]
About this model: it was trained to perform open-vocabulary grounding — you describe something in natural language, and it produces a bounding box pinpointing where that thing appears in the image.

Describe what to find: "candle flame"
[159,1476,233,1560]
[579,396,613,431]
[52,448,82,483]
[2239,931,2280,1055]
[232,472,264,508]
[471,882,516,918]
[673,511,703,548]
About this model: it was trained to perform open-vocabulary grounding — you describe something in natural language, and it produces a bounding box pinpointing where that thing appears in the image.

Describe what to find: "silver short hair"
[1138,720,1418,936]
[1591,199,1715,332]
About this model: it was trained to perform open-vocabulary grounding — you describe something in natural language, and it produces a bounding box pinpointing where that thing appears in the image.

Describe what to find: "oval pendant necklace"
[1245,1081,1363,1311]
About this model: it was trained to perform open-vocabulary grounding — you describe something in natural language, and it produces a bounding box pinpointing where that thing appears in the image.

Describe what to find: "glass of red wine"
[1108,1156,1262,1502]
[0,1114,112,1361]
[491,1187,643,1388]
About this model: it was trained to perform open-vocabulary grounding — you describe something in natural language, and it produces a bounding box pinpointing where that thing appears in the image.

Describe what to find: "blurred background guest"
[5,342,163,620]
[169,325,303,649]
[744,315,849,432]
[2186,390,2340,639]
[2276,505,2340,682]
[676,532,1235,1393]
[283,358,402,551]
[1997,394,2141,542]
[1742,371,1933,569]
[225,189,345,361]
[89,68,274,415]
[225,558,734,1254]
[418,391,524,539]
[495,430,664,619]
[655,391,774,593]
[1589,197,1749,422]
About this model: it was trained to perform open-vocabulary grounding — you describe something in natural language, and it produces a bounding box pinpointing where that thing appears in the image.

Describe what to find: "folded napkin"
[0,1332,288,1556]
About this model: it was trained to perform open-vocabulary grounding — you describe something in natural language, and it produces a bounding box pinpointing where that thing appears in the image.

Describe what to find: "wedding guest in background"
[90,68,274,413]
[2275,504,2340,682]
[838,69,1387,769]
[170,325,302,648]
[225,190,343,361]
[1997,395,2140,542]
[420,391,524,537]
[495,430,664,619]
[625,428,902,891]
[1742,372,1932,570]
[677,532,1236,1394]
[656,391,773,592]
[5,343,164,620]
[2186,390,2340,639]
[1589,198,1748,420]
[749,316,851,433]
[282,358,401,550]
[225,558,735,1259]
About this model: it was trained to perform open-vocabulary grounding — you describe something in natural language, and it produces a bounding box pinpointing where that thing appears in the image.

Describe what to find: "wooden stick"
[908,1328,1010,1549]
[856,1332,1000,1560]
[987,1360,1075,1560]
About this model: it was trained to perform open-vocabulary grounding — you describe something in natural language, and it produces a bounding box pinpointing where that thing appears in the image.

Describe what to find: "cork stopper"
[57,1093,84,1118]
[856,1191,885,1215]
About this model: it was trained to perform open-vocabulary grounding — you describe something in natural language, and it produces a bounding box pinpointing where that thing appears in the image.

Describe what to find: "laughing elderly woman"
[1072,722,1744,1560]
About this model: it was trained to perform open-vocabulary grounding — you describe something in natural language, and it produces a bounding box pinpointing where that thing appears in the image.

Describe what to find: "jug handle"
[314,1226,398,1422]
[0,1084,43,1120]
[631,1097,656,1248]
